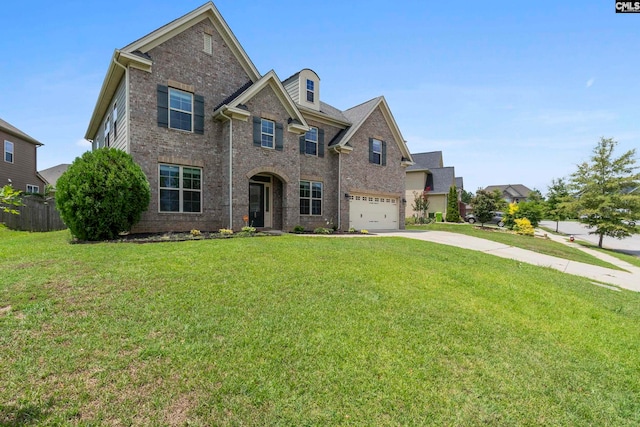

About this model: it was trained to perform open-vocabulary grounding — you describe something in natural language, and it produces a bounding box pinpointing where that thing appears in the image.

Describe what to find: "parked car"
[464,211,505,227]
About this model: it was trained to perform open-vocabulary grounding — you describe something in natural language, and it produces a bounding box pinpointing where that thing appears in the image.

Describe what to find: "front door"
[249,183,265,227]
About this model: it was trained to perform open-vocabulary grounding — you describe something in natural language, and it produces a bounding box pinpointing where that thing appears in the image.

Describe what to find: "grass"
[409,222,625,270]
[2,228,640,425]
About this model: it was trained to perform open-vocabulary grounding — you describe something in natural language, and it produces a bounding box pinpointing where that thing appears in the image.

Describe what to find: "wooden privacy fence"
[1,196,66,232]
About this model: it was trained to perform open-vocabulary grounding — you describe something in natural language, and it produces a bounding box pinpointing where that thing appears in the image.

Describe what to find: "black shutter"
[253,116,261,146]
[382,140,387,166]
[194,94,204,134]
[275,122,284,151]
[369,138,374,163]
[299,134,306,154]
[318,128,325,158]
[157,85,168,128]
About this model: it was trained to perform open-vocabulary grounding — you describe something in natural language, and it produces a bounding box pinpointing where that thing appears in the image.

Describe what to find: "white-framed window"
[4,140,14,163]
[261,119,275,149]
[371,138,382,165]
[169,88,193,132]
[159,164,202,213]
[300,180,322,215]
[204,33,213,54]
[113,102,118,139]
[305,127,318,155]
[26,184,39,193]
[306,79,315,103]
[104,115,111,147]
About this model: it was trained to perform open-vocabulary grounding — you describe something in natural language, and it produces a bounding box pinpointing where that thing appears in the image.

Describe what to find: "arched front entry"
[247,168,289,230]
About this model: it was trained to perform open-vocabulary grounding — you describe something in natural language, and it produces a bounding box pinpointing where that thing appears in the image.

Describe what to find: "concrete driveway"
[540,220,640,257]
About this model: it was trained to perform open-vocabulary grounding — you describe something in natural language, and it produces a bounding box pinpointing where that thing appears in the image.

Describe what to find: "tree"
[569,137,640,248]
[0,184,23,215]
[460,189,474,204]
[545,178,573,232]
[471,189,505,227]
[411,190,430,224]
[446,186,461,222]
[56,148,151,241]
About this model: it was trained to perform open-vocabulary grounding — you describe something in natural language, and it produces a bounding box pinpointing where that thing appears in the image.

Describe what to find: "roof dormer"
[283,69,320,111]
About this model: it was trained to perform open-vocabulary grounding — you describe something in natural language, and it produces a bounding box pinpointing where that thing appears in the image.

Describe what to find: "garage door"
[349,195,399,230]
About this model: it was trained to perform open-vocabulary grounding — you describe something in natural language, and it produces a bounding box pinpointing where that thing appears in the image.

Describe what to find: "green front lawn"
[2,229,640,425]
[409,222,624,270]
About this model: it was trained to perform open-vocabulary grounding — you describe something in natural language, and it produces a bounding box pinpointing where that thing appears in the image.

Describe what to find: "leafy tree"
[460,189,474,204]
[545,178,573,232]
[515,200,544,227]
[569,137,640,248]
[528,188,545,203]
[0,184,23,215]
[471,189,504,227]
[446,186,461,222]
[56,148,151,241]
[411,190,430,224]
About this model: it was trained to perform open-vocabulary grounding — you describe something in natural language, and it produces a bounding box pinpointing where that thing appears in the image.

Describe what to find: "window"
[305,127,318,155]
[113,102,118,139]
[159,164,202,213]
[371,139,382,165]
[104,115,111,147]
[306,79,315,103]
[4,141,13,163]
[204,33,213,54]
[261,119,274,148]
[26,184,39,193]
[169,88,193,132]
[300,180,322,215]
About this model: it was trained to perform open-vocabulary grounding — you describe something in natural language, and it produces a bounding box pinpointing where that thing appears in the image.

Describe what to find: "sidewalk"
[379,230,640,292]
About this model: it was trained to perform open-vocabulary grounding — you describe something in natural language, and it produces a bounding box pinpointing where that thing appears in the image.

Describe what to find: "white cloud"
[586,78,595,88]
[76,138,91,148]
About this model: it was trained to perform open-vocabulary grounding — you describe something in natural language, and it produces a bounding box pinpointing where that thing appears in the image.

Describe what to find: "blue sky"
[1,1,638,194]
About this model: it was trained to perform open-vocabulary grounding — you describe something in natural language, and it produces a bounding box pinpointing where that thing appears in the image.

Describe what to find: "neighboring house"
[39,164,70,190]
[84,2,413,233]
[405,151,459,218]
[484,184,532,204]
[0,117,46,194]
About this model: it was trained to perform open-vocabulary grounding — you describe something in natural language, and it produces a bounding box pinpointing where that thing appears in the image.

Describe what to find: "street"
[540,220,640,257]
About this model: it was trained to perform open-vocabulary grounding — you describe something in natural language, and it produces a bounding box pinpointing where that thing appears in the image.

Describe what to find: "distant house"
[484,184,532,204]
[39,164,70,190]
[84,2,413,233]
[0,117,46,194]
[405,151,460,218]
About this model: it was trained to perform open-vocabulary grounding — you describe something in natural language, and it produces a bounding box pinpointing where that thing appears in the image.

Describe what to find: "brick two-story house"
[0,117,46,194]
[85,2,413,233]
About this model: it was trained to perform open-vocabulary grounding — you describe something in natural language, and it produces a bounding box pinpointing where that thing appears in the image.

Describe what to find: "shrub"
[56,148,150,241]
[241,226,256,233]
[190,229,201,237]
[445,186,461,222]
[360,229,369,234]
[348,227,357,233]
[219,228,234,236]
[514,218,535,236]
[293,225,305,234]
[313,227,332,234]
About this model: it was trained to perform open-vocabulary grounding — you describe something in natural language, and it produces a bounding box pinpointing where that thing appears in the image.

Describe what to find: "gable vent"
[204,33,213,55]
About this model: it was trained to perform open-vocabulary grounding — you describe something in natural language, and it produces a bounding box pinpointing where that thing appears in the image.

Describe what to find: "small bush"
[293,225,305,234]
[241,226,256,233]
[56,148,150,241]
[348,227,357,233]
[219,228,234,236]
[190,229,201,237]
[514,218,535,236]
[360,229,369,234]
[313,227,332,234]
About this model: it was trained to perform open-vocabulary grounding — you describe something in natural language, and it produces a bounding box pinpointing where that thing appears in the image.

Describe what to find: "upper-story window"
[113,102,118,139]
[261,119,275,149]
[306,79,315,103]
[169,88,193,132]
[104,115,111,147]
[371,139,382,165]
[4,141,14,163]
[305,127,318,155]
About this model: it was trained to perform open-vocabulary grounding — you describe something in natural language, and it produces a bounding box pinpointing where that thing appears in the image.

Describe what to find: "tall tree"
[446,186,461,222]
[546,178,573,232]
[471,189,505,227]
[570,137,640,248]
[460,189,474,204]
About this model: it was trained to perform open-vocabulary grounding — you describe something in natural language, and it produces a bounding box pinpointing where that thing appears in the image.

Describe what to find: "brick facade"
[86,3,411,233]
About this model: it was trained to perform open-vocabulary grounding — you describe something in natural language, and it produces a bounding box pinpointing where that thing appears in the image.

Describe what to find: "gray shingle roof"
[406,151,443,171]
[39,164,70,187]
[429,167,456,194]
[455,177,464,190]
[484,184,532,199]
[0,117,42,146]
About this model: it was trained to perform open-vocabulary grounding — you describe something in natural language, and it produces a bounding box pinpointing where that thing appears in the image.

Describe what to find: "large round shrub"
[56,148,150,241]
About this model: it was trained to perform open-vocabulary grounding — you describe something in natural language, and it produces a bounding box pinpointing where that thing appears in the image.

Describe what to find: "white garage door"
[349,195,399,230]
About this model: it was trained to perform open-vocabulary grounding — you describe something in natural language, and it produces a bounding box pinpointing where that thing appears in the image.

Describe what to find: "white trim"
[261,119,275,149]
[158,163,203,214]
[4,140,14,163]
[305,126,318,156]
[168,88,194,132]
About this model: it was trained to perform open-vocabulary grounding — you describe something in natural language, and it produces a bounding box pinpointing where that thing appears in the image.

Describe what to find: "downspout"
[219,108,233,230]
[112,53,128,152]
[337,149,341,230]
